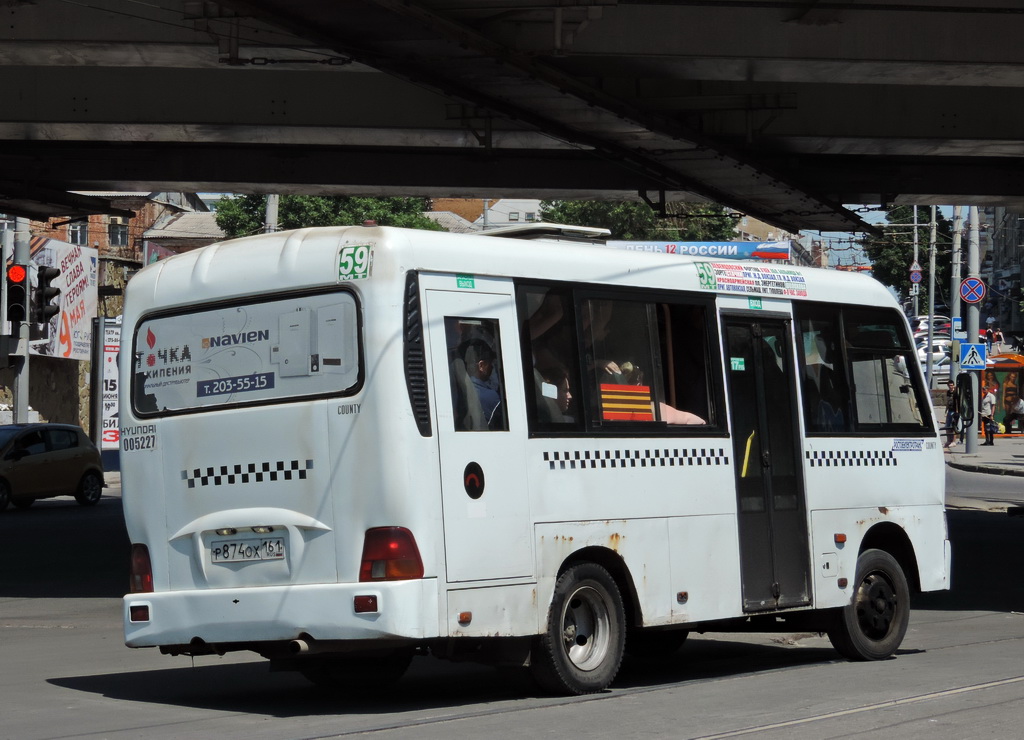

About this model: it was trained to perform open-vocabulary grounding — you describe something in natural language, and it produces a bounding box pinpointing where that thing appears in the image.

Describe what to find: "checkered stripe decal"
[182,459,314,488]
[805,450,896,467]
[544,447,730,470]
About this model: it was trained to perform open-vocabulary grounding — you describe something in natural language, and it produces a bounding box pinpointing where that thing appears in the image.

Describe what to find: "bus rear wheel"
[531,563,625,695]
[828,548,910,661]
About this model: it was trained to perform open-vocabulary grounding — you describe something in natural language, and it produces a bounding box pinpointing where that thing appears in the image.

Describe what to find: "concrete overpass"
[3,0,1024,234]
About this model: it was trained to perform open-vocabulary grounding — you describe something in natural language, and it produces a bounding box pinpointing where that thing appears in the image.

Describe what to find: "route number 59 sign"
[338,245,372,281]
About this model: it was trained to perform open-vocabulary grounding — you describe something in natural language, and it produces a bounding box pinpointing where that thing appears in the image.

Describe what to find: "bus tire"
[531,563,625,695]
[299,649,413,691]
[828,548,910,661]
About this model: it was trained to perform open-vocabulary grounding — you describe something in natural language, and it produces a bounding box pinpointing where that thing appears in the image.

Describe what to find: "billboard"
[101,320,121,450]
[29,237,98,360]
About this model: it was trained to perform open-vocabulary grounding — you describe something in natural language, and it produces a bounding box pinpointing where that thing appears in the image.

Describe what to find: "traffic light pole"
[11,217,30,423]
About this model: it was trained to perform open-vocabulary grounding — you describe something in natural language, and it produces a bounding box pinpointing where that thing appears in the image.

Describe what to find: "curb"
[945,460,1024,477]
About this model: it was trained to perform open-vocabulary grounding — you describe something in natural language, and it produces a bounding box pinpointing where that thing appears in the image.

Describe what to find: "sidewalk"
[944,431,1024,477]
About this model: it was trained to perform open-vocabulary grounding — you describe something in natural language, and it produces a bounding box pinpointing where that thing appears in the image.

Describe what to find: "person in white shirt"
[980,385,997,445]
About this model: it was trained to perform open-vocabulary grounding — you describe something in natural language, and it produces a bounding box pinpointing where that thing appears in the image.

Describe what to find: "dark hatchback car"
[0,423,105,510]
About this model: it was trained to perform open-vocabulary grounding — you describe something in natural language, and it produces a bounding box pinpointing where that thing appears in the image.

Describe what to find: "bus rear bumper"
[124,579,440,649]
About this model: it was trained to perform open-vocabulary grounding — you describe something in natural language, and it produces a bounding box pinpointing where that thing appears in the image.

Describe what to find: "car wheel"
[0,480,9,511]
[75,471,103,506]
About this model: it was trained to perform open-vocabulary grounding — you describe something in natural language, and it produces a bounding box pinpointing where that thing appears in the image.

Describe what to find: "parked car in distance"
[928,354,952,389]
[917,339,952,364]
[0,423,104,510]
[910,315,950,334]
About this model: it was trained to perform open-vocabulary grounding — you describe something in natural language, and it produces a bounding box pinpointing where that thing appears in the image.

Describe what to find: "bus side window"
[520,286,583,432]
[659,302,715,427]
[796,307,852,434]
[444,316,509,432]
[844,310,930,430]
[583,297,707,427]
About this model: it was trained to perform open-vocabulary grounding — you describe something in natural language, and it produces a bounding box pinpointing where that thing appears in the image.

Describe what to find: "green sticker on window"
[456,274,475,289]
[731,357,746,371]
[748,298,763,310]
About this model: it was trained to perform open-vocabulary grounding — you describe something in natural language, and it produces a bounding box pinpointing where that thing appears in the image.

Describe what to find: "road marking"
[692,675,1024,739]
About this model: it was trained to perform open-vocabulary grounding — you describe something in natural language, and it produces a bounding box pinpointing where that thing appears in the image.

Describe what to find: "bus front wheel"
[828,548,910,661]
[531,563,626,695]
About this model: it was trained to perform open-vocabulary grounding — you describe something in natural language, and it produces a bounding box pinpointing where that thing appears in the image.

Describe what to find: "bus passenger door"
[724,317,811,612]
[425,288,533,583]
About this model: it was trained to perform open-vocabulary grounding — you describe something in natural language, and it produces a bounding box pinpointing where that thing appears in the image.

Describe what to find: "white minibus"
[120,224,950,695]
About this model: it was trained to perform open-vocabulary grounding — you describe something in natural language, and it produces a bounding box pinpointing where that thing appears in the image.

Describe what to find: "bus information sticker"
[338,245,372,281]
[697,261,808,298]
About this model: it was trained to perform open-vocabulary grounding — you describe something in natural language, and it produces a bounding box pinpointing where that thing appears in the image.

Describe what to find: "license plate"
[211,537,286,563]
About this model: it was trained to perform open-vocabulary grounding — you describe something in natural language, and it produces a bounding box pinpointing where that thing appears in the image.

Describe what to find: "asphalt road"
[1,470,1022,740]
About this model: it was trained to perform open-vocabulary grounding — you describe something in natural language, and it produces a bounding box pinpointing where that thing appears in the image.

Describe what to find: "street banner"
[607,241,792,261]
[101,320,121,450]
[29,237,98,360]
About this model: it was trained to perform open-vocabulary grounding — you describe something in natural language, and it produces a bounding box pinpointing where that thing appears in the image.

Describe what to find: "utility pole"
[949,206,963,379]
[12,217,30,423]
[965,206,981,454]
[912,205,920,316]
[926,206,937,388]
[264,194,279,233]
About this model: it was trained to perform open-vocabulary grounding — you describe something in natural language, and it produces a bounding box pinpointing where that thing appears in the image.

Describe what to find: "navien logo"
[202,329,270,349]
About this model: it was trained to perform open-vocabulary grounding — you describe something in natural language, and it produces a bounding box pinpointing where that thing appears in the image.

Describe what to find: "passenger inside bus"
[584,299,706,425]
[446,317,508,432]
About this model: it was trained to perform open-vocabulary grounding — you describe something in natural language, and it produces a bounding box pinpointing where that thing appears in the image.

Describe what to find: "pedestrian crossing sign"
[959,343,986,370]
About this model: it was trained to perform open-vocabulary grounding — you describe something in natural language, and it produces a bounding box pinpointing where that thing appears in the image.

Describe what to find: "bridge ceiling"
[4,1,1024,231]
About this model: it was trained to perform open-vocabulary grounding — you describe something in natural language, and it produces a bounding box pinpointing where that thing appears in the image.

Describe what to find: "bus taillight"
[359,527,424,581]
[130,544,154,593]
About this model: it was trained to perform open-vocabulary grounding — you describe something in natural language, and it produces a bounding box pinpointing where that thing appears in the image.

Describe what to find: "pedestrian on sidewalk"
[1005,394,1024,434]
[980,384,997,445]
[943,380,960,449]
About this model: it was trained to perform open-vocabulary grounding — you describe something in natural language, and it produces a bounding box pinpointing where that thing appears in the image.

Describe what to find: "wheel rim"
[854,571,898,641]
[559,584,612,671]
[82,475,101,502]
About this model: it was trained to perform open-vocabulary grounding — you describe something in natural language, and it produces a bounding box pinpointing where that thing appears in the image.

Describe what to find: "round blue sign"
[960,277,986,304]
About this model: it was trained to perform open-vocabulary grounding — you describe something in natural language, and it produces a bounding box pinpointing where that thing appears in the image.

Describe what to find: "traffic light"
[33,265,61,327]
[6,263,28,324]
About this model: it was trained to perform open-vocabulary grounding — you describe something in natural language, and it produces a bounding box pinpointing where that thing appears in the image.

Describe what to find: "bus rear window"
[132,291,360,415]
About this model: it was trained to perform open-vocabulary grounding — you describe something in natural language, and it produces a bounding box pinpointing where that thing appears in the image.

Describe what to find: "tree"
[540,200,736,241]
[859,206,954,309]
[215,195,443,238]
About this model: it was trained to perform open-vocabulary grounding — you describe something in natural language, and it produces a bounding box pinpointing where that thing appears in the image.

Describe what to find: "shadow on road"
[47,637,844,716]
[14,493,1024,712]
[912,509,1024,613]
[0,495,130,598]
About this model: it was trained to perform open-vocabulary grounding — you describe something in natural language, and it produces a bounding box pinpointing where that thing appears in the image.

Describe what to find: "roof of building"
[424,211,478,234]
[143,211,225,241]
